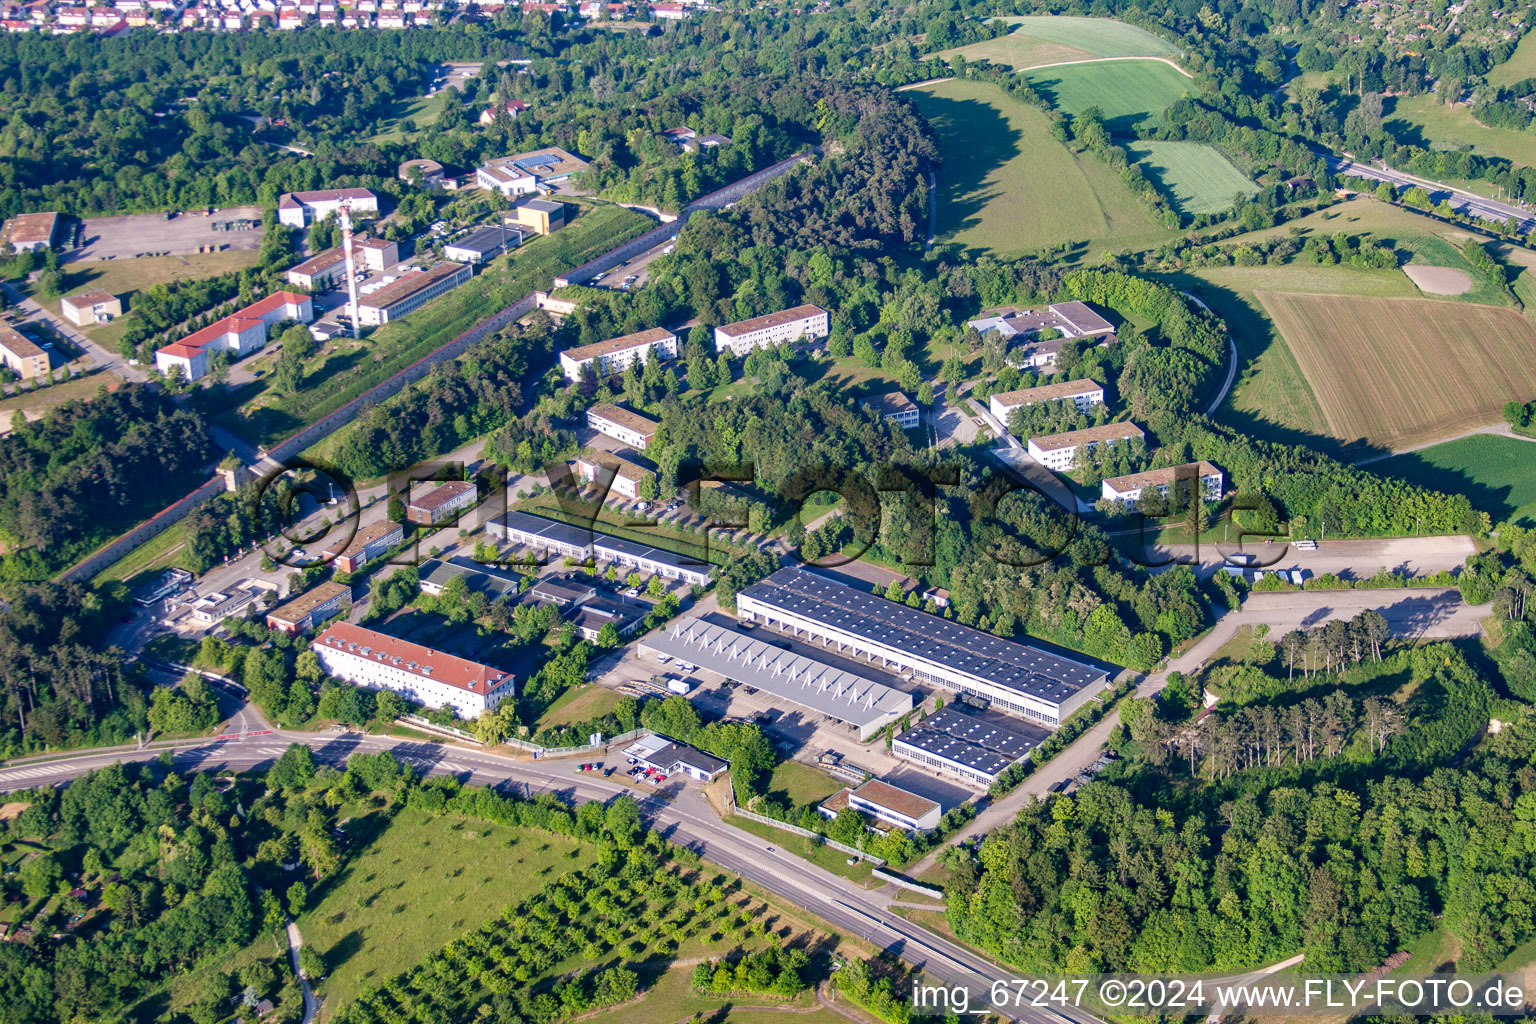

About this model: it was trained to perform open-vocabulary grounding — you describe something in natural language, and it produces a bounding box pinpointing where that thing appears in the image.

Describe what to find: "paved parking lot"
[67,206,265,262]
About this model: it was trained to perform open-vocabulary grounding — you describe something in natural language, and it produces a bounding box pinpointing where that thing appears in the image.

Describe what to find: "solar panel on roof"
[738,568,1105,705]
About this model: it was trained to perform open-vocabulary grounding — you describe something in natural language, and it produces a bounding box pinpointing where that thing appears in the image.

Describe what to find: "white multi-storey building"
[988,379,1104,425]
[861,392,920,429]
[276,188,379,227]
[1102,461,1225,506]
[713,304,828,355]
[586,403,659,450]
[154,291,314,381]
[1027,421,1144,471]
[560,327,677,381]
[313,622,516,718]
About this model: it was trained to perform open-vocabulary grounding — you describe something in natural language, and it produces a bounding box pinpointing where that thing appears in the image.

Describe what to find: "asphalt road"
[1328,155,1535,233]
[0,730,1096,1024]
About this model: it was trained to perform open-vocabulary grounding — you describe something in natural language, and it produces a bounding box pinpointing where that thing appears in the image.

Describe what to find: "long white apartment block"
[713,304,828,356]
[988,379,1104,424]
[313,621,515,718]
[560,327,677,381]
[1027,421,1144,471]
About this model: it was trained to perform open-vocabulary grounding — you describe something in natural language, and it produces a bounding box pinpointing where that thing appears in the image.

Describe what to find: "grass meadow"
[992,15,1176,56]
[1256,292,1536,451]
[1024,59,1193,134]
[909,78,1172,256]
[1127,141,1258,216]
[1370,434,1536,526]
[297,807,599,1011]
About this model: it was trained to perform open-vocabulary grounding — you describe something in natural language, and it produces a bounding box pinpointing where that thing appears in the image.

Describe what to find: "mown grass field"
[931,32,1097,70]
[1370,434,1536,526]
[993,15,1176,56]
[1256,291,1536,451]
[223,202,653,448]
[298,808,598,1011]
[1387,91,1536,170]
[910,78,1171,256]
[1025,58,1193,134]
[1126,141,1258,216]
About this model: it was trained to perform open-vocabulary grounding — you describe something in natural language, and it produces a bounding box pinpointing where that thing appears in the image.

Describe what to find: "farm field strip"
[1255,291,1536,450]
[910,78,1171,255]
[1370,433,1536,525]
[1127,141,1258,215]
[1024,59,1193,131]
[992,15,1177,56]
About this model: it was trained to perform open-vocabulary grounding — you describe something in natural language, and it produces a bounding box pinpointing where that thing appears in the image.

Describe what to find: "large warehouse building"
[735,568,1108,726]
[488,510,712,586]
[642,618,913,741]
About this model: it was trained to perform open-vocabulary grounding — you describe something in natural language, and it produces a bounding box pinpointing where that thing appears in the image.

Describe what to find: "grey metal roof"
[642,619,914,728]
[738,568,1105,707]
[493,510,596,553]
[420,557,524,598]
[447,226,507,255]
[594,535,710,577]
[894,705,1045,778]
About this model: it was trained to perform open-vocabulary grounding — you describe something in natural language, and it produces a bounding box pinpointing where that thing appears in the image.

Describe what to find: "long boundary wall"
[61,153,815,584]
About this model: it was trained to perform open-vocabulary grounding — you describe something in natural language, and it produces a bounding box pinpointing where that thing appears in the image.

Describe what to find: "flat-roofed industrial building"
[892,704,1048,788]
[736,567,1107,726]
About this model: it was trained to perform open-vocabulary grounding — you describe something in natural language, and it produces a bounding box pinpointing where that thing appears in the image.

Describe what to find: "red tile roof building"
[314,622,516,718]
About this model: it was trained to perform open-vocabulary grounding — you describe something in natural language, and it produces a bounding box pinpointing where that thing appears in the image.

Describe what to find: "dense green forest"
[940,641,1535,974]
[0,384,215,581]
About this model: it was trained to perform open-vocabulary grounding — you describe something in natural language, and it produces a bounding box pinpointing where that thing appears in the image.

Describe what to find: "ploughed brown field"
[1256,291,1536,451]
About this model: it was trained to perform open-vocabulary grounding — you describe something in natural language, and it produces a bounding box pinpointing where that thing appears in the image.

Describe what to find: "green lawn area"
[992,15,1176,56]
[368,89,451,145]
[929,30,1097,70]
[726,813,879,888]
[579,962,828,1024]
[225,202,654,448]
[33,250,263,315]
[1127,141,1258,217]
[297,807,599,1011]
[91,517,193,585]
[766,760,843,808]
[1025,58,1193,135]
[1386,92,1536,171]
[0,370,123,433]
[909,78,1172,258]
[1369,434,1536,526]
[535,683,627,729]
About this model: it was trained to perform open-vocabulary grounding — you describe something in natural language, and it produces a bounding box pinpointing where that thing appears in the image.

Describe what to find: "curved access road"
[1018,55,1193,79]
[0,729,1102,1024]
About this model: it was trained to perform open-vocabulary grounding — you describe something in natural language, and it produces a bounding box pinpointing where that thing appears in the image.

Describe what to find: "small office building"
[406,480,477,525]
[820,779,942,832]
[623,733,728,782]
[265,581,351,634]
[60,290,122,326]
[322,520,404,574]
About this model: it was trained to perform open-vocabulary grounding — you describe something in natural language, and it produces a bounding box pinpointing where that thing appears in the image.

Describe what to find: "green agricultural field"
[1025,59,1193,134]
[297,807,599,1010]
[1490,29,1536,86]
[1370,434,1536,525]
[1127,141,1258,216]
[994,15,1176,56]
[909,78,1172,257]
